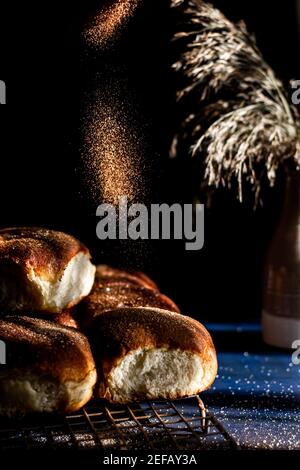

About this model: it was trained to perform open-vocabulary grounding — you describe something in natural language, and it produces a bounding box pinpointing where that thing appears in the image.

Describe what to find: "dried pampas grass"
[170,0,300,202]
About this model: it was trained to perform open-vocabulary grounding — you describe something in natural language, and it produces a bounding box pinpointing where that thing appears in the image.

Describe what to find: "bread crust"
[0,227,96,314]
[0,227,89,282]
[35,310,79,329]
[0,316,95,383]
[80,285,180,328]
[52,310,79,329]
[95,264,158,290]
[88,307,217,401]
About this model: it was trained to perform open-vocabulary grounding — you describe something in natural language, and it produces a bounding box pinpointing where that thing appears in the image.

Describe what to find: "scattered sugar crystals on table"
[204,351,300,450]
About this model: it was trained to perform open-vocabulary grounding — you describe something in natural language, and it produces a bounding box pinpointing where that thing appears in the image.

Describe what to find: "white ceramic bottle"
[262,172,300,348]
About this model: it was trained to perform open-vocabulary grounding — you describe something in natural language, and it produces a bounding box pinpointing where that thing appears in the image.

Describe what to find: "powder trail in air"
[83,0,140,49]
[81,85,148,207]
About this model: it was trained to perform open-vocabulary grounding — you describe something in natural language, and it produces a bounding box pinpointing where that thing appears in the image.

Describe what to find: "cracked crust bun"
[0,227,96,314]
[88,307,217,403]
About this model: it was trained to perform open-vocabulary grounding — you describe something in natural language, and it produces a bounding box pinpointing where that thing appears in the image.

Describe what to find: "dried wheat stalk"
[170,0,300,202]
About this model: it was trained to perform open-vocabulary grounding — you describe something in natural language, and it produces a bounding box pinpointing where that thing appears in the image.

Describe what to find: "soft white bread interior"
[89,307,218,403]
[0,369,97,417]
[101,347,216,403]
[29,251,96,312]
[0,227,96,313]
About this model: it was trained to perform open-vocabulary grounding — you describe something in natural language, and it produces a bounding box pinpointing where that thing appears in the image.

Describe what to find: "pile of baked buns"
[0,227,217,416]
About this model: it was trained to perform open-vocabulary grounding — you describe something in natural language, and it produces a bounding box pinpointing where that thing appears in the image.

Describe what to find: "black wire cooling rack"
[0,396,238,451]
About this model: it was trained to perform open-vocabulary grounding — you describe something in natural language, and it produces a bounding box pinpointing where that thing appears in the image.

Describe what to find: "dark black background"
[0,0,299,322]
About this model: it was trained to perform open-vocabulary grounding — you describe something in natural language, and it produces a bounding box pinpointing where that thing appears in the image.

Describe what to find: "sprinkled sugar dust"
[79,1,150,208]
[204,352,300,450]
[78,66,158,268]
[82,0,140,50]
[77,0,163,268]
[79,73,150,207]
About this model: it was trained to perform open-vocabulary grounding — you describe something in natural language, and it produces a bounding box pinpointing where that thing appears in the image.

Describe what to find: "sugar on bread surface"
[0,248,217,410]
[0,227,96,314]
[0,316,97,416]
[32,309,79,329]
[95,264,158,290]
[52,309,79,329]
[88,307,218,403]
[80,283,180,329]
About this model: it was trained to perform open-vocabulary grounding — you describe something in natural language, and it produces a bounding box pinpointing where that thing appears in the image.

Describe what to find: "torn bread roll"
[95,264,158,291]
[0,227,96,314]
[0,316,97,416]
[88,307,217,403]
[79,284,180,329]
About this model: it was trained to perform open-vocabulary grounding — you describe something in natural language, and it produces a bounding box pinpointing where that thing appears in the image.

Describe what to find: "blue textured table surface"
[201,323,300,450]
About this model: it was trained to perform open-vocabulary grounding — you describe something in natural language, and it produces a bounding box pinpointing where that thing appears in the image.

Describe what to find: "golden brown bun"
[79,284,180,329]
[95,264,158,291]
[0,227,88,281]
[88,307,218,403]
[0,227,96,313]
[0,316,97,415]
